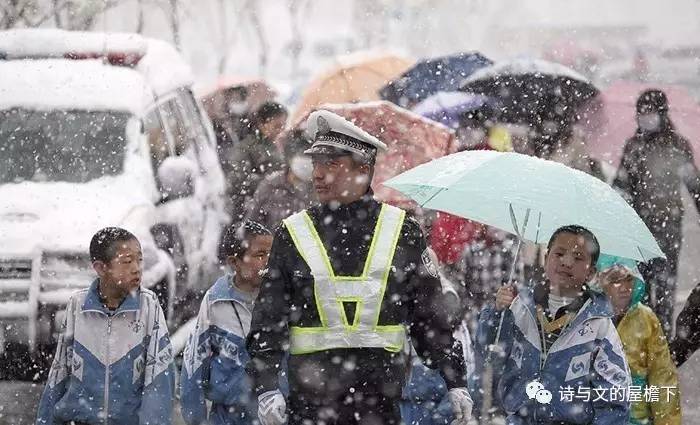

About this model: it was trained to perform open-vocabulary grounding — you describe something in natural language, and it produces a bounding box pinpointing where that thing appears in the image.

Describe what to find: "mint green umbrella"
[384,150,664,261]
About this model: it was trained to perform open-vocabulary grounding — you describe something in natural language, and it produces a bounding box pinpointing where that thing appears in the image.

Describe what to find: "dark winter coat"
[613,125,700,244]
[246,193,466,405]
[222,130,283,222]
[244,170,315,231]
[670,281,700,367]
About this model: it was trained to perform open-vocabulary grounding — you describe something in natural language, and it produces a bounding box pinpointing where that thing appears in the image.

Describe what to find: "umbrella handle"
[506,204,530,286]
[508,204,530,240]
[506,237,523,287]
[485,204,531,402]
[484,206,539,418]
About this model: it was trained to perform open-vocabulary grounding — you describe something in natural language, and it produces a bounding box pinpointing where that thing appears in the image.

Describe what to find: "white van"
[0,29,227,352]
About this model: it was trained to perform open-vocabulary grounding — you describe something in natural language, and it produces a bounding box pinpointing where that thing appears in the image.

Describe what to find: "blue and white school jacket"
[36,280,175,425]
[180,275,260,425]
[401,321,475,425]
[475,289,631,425]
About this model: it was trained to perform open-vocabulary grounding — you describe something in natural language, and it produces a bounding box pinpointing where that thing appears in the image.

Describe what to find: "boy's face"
[260,114,287,140]
[545,232,596,293]
[93,238,143,297]
[230,235,273,288]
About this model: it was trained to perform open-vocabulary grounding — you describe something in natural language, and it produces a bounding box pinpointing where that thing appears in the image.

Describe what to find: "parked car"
[0,29,227,353]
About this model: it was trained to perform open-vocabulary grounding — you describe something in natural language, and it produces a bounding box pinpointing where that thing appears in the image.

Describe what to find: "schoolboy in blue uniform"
[181,221,278,425]
[475,225,631,424]
[37,227,175,425]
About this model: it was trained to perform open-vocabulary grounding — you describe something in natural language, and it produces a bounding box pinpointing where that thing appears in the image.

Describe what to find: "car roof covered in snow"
[0,58,149,114]
[0,29,193,97]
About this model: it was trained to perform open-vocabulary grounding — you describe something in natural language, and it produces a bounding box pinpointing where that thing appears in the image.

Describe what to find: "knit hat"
[636,89,669,115]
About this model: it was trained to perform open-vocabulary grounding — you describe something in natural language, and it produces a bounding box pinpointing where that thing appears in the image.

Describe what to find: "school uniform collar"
[524,282,612,323]
[533,282,590,319]
[81,278,141,315]
[208,274,255,305]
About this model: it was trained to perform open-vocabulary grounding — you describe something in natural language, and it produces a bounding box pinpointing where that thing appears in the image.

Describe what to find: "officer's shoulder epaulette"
[275,220,297,243]
[400,214,425,237]
[402,214,421,227]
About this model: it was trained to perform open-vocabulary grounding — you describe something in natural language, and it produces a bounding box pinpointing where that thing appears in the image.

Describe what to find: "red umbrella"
[583,80,700,166]
[284,101,455,209]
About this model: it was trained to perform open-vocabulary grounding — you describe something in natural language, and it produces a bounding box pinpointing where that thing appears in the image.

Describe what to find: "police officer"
[247,110,472,425]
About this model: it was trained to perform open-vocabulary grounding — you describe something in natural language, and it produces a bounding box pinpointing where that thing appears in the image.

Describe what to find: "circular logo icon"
[536,389,553,404]
[526,380,544,399]
[526,380,553,405]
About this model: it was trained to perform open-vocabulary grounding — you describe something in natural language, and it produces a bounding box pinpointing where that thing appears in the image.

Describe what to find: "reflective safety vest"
[283,203,407,355]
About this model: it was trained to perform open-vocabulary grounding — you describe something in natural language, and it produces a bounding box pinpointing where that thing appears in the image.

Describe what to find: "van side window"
[145,88,210,194]
[154,88,207,158]
[159,97,192,157]
[177,89,211,148]
[144,108,171,173]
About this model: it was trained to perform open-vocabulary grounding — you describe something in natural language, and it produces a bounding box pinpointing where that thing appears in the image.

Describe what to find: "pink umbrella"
[583,80,700,166]
[198,77,277,122]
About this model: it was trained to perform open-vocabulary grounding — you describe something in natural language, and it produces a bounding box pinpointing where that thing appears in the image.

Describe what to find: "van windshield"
[0,108,130,184]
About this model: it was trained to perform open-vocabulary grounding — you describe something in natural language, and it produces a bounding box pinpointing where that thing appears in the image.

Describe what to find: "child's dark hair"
[547,225,600,266]
[219,221,271,262]
[90,227,139,263]
[282,129,312,160]
[251,101,287,127]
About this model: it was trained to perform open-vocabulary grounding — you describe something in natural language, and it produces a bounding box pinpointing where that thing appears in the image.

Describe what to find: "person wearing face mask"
[244,129,316,231]
[613,89,700,337]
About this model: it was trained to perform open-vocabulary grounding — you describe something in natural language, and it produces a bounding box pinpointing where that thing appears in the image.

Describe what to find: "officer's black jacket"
[246,192,467,400]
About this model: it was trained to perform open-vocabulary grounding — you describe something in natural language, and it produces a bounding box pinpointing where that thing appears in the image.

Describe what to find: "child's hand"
[495,284,518,311]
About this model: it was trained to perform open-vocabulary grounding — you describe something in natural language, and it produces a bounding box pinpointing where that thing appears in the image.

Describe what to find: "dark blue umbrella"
[411,92,493,129]
[379,52,492,108]
[459,58,599,122]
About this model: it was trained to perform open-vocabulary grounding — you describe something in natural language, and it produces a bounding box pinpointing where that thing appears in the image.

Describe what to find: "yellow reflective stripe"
[284,218,308,264]
[375,326,407,352]
[284,217,328,327]
[289,325,406,354]
[301,205,387,281]
[284,204,407,354]
[373,208,405,331]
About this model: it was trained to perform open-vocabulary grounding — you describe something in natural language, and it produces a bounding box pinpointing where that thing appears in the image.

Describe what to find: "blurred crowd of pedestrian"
[190,74,700,424]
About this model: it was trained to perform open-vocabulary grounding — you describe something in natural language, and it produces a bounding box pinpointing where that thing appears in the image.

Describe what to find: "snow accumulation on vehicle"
[0,59,148,114]
[0,28,193,99]
[0,29,227,353]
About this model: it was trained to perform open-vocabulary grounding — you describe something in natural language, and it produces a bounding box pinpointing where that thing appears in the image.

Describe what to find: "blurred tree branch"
[245,0,268,76]
[0,0,124,30]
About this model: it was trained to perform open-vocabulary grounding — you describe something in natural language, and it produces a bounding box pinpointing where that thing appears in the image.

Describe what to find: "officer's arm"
[246,225,292,395]
[404,218,467,390]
